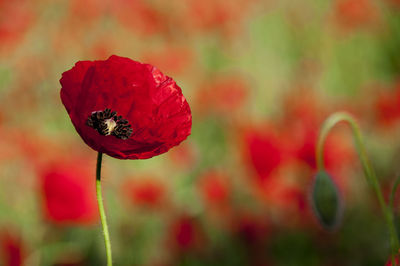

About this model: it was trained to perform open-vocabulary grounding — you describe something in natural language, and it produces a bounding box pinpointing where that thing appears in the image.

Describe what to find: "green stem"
[390,175,400,214]
[390,175,400,264]
[96,152,113,266]
[316,112,399,258]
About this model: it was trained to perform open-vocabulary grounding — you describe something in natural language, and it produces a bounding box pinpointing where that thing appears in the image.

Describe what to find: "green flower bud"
[311,171,342,230]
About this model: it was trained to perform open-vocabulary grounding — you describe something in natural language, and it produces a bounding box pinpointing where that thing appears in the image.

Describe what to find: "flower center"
[86,108,133,140]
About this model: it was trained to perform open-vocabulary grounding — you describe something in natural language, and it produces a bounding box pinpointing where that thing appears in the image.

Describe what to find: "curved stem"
[96,152,113,266]
[316,112,399,258]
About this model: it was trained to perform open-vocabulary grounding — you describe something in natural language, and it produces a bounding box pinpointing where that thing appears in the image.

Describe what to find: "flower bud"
[311,171,343,230]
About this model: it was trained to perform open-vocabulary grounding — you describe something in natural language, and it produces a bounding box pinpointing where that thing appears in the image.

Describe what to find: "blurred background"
[1,0,400,265]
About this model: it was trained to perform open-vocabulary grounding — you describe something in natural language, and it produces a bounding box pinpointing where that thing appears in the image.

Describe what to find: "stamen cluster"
[86,108,133,140]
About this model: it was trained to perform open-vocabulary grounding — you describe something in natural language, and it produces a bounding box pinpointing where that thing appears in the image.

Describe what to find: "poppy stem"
[96,152,113,266]
[316,112,399,261]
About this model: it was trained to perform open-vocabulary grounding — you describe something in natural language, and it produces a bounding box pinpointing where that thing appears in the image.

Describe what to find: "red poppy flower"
[198,170,230,206]
[242,126,286,182]
[69,0,108,24]
[184,0,255,36]
[195,76,248,116]
[168,215,204,252]
[375,83,400,127]
[141,45,193,76]
[123,177,166,209]
[110,0,167,36]
[0,230,25,266]
[334,0,378,29]
[60,55,192,159]
[386,254,400,266]
[168,141,198,170]
[39,160,98,225]
[257,172,313,225]
[173,217,196,250]
[0,0,34,54]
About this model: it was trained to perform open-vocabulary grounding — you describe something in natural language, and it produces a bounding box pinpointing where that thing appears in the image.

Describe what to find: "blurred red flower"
[141,46,194,76]
[89,37,117,59]
[387,0,400,7]
[0,230,25,266]
[168,215,204,252]
[334,0,378,29]
[110,0,167,36]
[184,0,256,36]
[60,55,192,159]
[173,217,195,250]
[241,124,314,221]
[0,0,34,54]
[196,76,248,116]
[257,171,313,226]
[242,126,287,183]
[69,0,108,24]
[39,160,98,225]
[168,141,198,170]
[386,255,400,266]
[198,170,230,207]
[375,83,400,127]
[123,177,166,209]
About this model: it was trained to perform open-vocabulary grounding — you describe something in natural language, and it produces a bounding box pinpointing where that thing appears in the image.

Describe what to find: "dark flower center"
[86,108,133,140]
